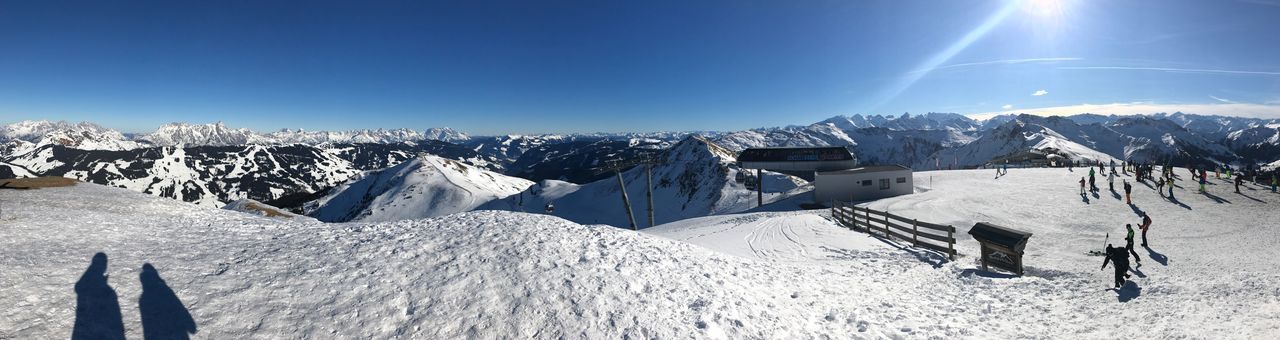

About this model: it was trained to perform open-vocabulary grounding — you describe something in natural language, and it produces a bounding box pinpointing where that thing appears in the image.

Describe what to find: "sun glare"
[1022,0,1066,18]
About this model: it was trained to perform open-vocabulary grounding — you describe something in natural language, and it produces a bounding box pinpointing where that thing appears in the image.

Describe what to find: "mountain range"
[3,111,1279,217]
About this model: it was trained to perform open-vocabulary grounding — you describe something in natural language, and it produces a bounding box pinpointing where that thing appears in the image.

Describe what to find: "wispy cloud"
[909,57,1081,74]
[1209,95,1234,103]
[967,102,1280,121]
[1032,90,1048,96]
[1060,66,1280,76]
[1002,104,1014,109]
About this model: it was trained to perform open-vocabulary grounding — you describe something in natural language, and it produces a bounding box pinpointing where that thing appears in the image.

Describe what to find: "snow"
[310,155,533,222]
[2,166,1280,338]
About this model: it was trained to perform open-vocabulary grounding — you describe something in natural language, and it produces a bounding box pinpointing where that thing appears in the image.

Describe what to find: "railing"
[831,201,957,260]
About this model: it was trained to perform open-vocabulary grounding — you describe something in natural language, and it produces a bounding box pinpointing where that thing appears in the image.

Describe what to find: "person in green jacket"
[1126,224,1142,267]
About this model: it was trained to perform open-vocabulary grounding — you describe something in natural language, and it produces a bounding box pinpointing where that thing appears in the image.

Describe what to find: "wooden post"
[883,210,890,240]
[865,209,871,235]
[912,219,919,247]
[948,226,956,260]
[615,170,638,230]
[646,163,654,228]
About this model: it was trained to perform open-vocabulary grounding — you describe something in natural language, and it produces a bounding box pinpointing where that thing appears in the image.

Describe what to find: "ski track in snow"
[2,167,1280,338]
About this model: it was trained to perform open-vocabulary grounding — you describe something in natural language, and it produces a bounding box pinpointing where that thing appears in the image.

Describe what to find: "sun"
[1022,0,1067,18]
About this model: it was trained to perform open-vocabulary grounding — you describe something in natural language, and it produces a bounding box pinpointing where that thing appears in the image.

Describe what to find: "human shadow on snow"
[1236,192,1265,203]
[1112,281,1142,303]
[1128,204,1145,217]
[73,253,126,340]
[139,263,198,340]
[1202,191,1232,204]
[1166,196,1192,210]
[1110,188,1122,200]
[1144,245,1169,266]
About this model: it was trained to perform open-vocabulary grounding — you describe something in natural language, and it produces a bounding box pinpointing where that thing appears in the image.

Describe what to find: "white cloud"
[966,102,1280,121]
[1209,95,1234,103]
[1032,90,1048,96]
[911,57,1082,74]
[1059,66,1280,76]
[1002,104,1014,109]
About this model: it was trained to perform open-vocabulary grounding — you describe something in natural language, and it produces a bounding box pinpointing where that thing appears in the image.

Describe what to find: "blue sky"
[2,0,1278,135]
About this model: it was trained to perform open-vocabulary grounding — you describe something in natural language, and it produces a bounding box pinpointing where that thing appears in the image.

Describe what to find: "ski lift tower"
[598,155,664,230]
[737,147,858,207]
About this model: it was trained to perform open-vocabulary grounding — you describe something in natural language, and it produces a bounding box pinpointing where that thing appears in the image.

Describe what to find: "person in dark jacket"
[1123,180,1132,204]
[1125,224,1142,266]
[1102,244,1131,288]
[1235,174,1244,193]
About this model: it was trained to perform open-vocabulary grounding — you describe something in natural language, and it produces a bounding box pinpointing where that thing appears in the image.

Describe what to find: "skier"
[1200,170,1208,193]
[1272,174,1278,193]
[1156,177,1165,196]
[1235,174,1243,193]
[1079,177,1087,196]
[1123,180,1132,204]
[1102,244,1131,288]
[1125,224,1142,266]
[1003,160,1009,176]
[1140,213,1152,247]
[1108,170,1115,192]
[1110,159,1116,175]
[1089,169,1097,192]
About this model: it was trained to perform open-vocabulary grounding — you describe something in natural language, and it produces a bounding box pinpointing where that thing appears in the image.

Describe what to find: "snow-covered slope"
[0,161,36,178]
[5,168,1278,338]
[310,155,533,222]
[480,136,809,228]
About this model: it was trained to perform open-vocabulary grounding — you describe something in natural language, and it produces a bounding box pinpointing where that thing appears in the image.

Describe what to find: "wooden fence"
[831,201,956,260]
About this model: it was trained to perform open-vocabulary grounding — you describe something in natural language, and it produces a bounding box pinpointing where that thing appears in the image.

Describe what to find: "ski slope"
[2,167,1279,338]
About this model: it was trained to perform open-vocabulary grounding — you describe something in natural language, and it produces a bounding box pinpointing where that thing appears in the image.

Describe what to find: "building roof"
[737,147,854,163]
[816,165,911,175]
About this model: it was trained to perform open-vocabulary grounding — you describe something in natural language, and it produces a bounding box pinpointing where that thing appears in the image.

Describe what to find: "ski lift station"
[737,147,913,205]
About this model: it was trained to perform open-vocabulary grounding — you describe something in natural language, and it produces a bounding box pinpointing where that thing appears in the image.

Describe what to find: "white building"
[814,165,913,203]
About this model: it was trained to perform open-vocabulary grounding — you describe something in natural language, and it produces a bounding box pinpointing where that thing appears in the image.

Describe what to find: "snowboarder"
[1123,180,1132,204]
[1079,177,1087,196]
[1102,244,1131,288]
[1126,224,1142,266]
[1140,213,1152,247]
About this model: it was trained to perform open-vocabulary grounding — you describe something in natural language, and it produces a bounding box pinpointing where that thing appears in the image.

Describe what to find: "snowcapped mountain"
[141,122,266,146]
[1,120,146,152]
[932,115,1120,168]
[1,141,496,207]
[818,112,981,131]
[479,136,809,228]
[143,122,471,146]
[309,155,533,222]
[505,138,669,184]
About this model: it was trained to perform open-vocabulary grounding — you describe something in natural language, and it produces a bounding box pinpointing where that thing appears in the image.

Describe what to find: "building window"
[879,178,890,190]
[896,177,906,183]
[861,180,872,186]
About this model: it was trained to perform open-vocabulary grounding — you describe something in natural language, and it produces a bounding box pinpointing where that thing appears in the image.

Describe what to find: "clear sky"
[2,0,1279,135]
